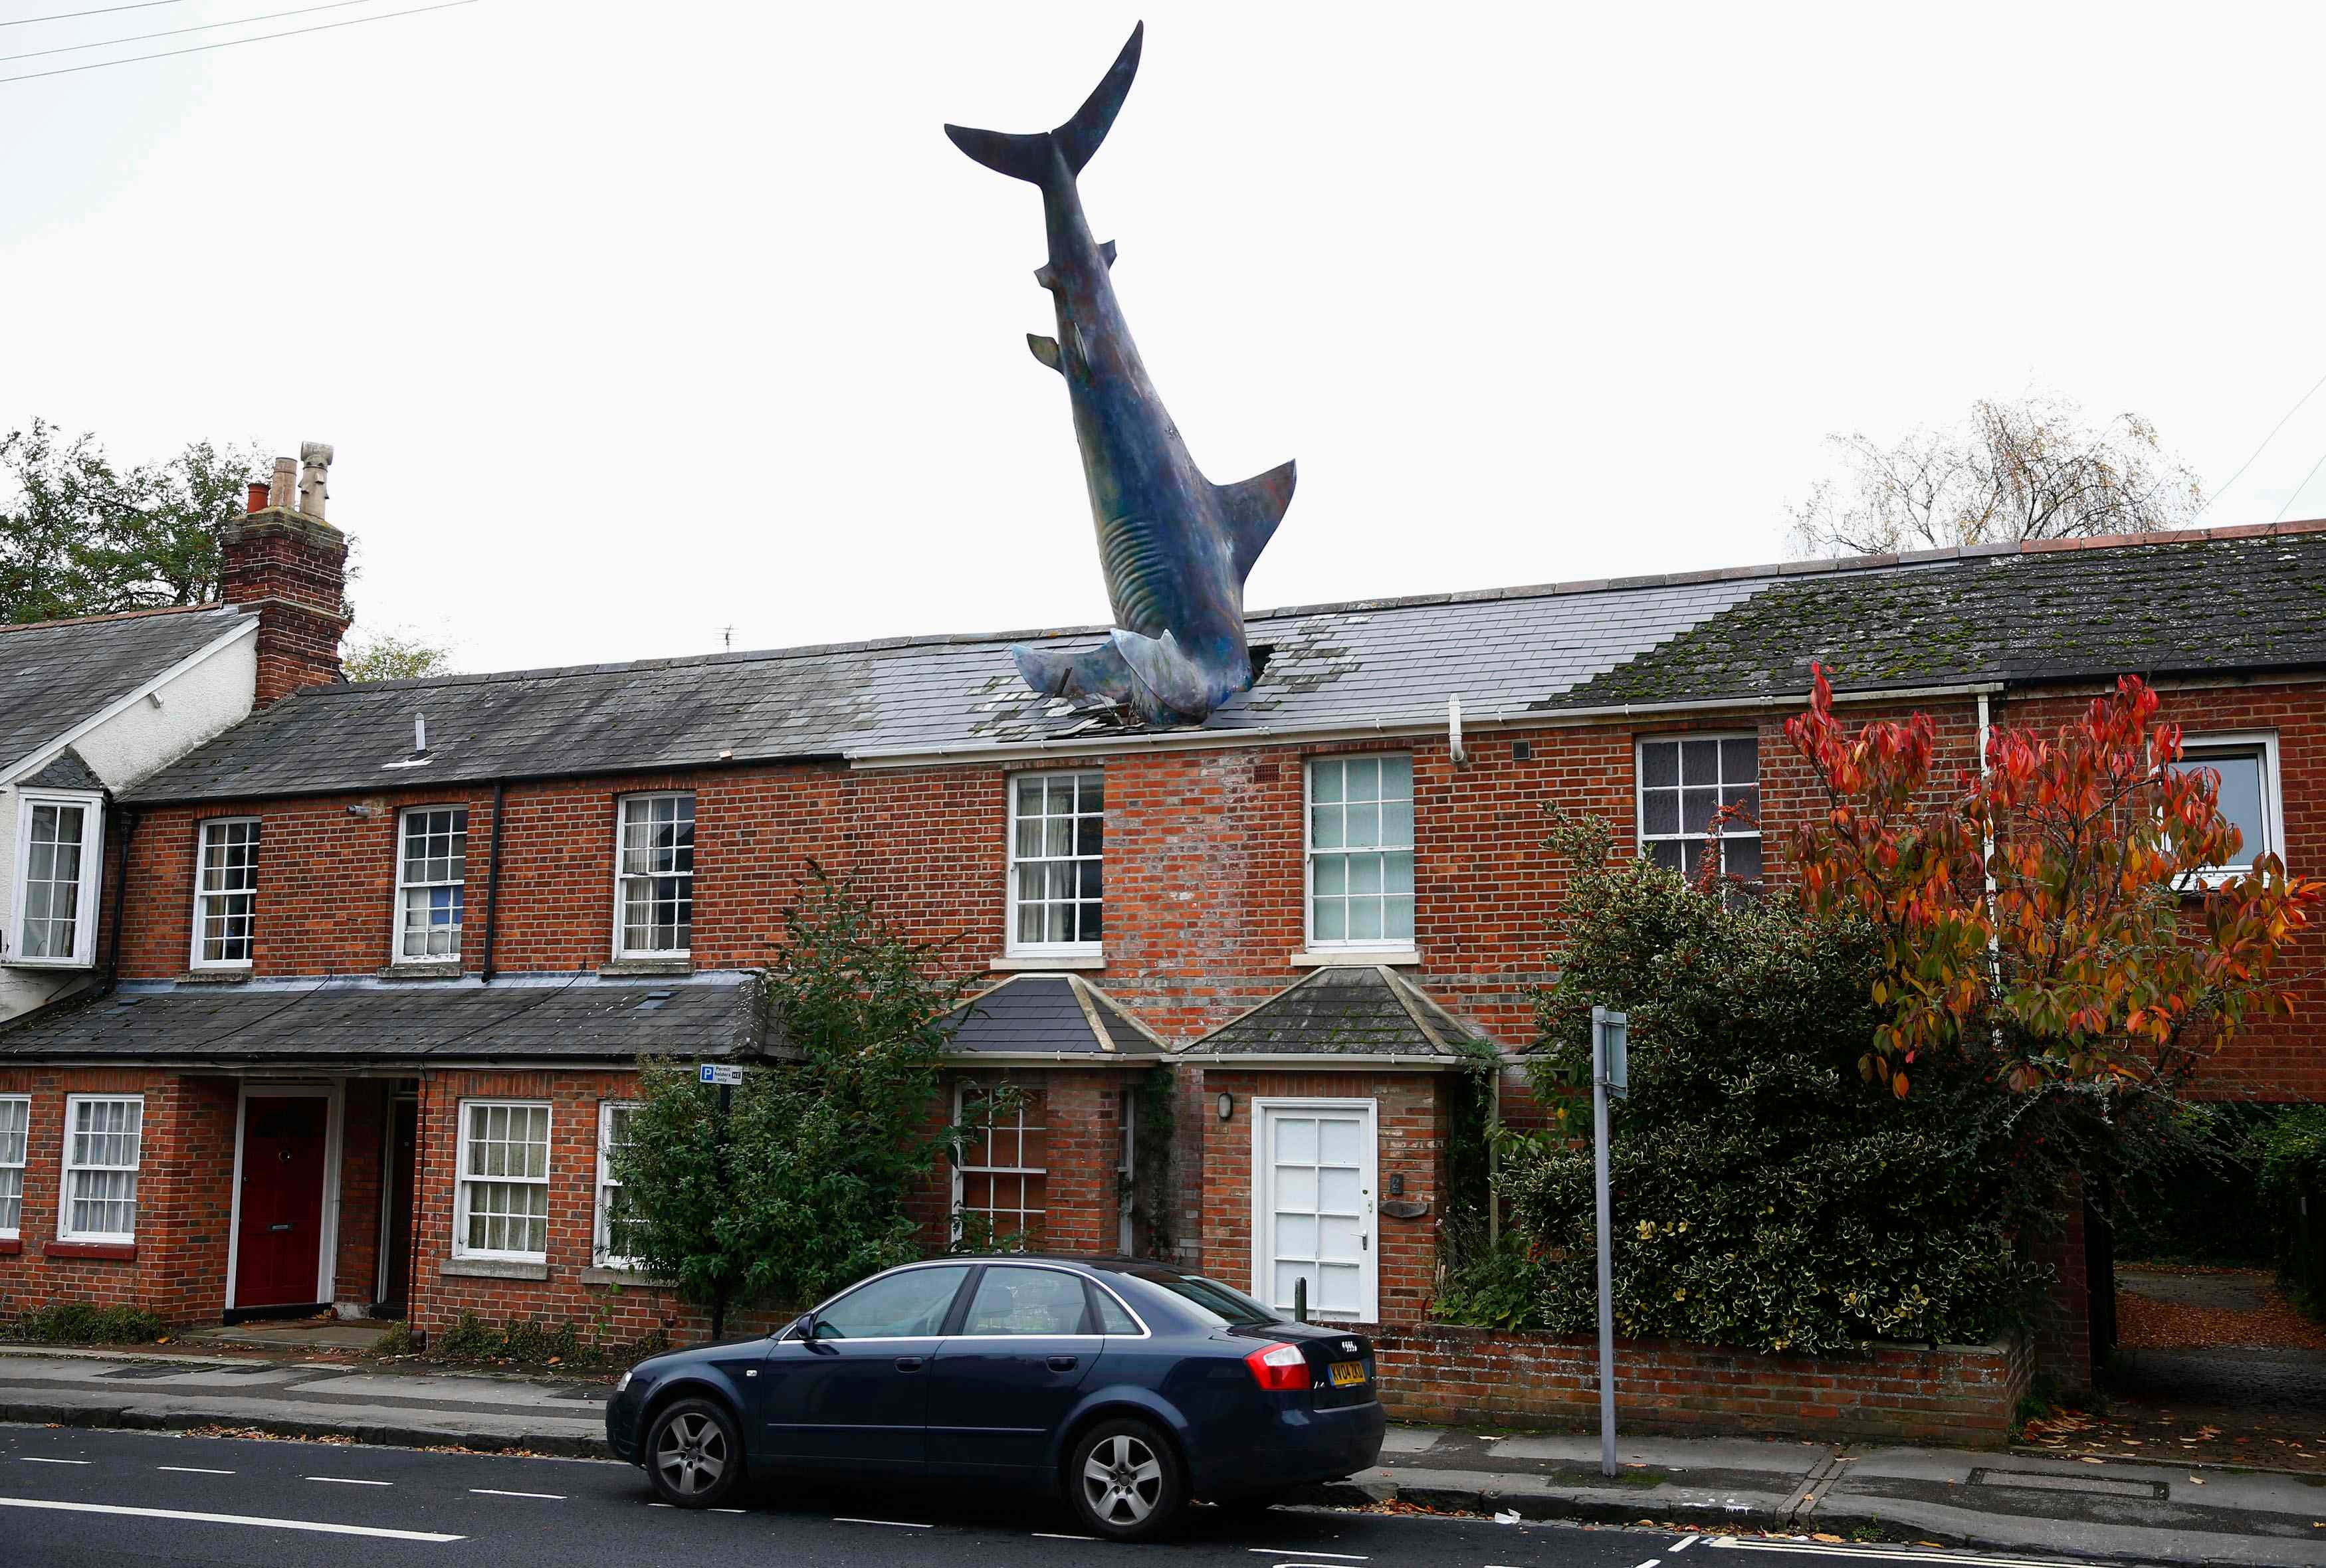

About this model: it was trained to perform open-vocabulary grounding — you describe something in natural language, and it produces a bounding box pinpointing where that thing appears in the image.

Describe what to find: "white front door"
[1252,1099,1377,1322]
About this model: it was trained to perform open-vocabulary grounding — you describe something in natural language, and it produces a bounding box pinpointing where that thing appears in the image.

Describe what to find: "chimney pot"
[269,456,296,510]
[245,481,269,514]
[298,441,334,520]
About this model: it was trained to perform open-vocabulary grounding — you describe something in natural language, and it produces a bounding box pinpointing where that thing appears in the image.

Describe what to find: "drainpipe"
[478,781,507,983]
[99,805,139,1000]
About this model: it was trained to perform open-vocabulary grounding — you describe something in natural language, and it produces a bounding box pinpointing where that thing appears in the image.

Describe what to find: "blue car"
[605,1254,1386,1539]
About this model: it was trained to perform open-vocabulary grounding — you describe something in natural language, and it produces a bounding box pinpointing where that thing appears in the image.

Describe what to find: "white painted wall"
[0,621,259,1021]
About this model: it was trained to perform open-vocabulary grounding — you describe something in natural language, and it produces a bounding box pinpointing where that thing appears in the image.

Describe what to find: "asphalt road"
[0,1423,2121,1568]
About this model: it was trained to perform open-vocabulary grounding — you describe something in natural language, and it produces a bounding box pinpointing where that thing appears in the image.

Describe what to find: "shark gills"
[946,23,1296,726]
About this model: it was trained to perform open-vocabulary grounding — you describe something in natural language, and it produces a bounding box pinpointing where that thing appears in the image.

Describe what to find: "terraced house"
[2,463,2323,1405]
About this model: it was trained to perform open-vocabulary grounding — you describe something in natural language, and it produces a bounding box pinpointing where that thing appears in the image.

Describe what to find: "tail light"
[1243,1341,1311,1391]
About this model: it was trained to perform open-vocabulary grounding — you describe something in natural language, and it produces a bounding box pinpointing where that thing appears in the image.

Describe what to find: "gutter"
[478,779,507,983]
[1176,1052,1458,1069]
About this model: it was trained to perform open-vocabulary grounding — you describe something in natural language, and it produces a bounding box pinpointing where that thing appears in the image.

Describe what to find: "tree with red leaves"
[1786,667,2324,1101]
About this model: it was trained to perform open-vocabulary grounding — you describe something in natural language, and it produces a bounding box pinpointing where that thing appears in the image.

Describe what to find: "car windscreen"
[1119,1270,1280,1328]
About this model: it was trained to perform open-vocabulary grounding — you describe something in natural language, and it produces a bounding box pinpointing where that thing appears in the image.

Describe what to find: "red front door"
[235,1096,328,1310]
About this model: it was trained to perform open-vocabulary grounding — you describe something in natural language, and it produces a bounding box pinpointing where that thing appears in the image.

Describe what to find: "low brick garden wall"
[1372,1323,2033,1447]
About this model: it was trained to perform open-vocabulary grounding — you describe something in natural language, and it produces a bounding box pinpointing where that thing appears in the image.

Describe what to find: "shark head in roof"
[947,23,1296,728]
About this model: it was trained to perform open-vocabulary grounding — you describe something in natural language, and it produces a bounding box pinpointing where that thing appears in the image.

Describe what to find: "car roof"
[942,1253,1184,1278]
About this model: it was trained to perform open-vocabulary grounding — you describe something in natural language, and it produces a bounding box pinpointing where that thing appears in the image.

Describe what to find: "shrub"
[0,1302,167,1345]
[2258,1107,2326,1313]
[1430,1230,1545,1332]
[422,1312,660,1368]
[1500,813,2048,1355]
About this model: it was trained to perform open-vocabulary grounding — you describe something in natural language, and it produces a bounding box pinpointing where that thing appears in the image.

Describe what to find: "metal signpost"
[698,1062,744,1338]
[1590,1005,1628,1478]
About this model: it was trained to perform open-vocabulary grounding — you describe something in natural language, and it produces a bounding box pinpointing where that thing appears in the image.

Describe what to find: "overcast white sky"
[5,1,2325,674]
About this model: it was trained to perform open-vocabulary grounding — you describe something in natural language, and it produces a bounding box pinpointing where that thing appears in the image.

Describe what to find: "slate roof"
[1181,965,1480,1062]
[0,605,254,776]
[21,747,102,792]
[940,973,1168,1060]
[0,971,772,1066]
[119,522,2326,805]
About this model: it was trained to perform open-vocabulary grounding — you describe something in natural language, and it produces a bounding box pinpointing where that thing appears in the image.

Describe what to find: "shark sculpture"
[947,23,1295,727]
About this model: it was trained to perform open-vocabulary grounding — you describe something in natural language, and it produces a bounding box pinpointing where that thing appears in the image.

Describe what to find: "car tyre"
[645,1396,745,1509]
[1067,1417,1186,1542]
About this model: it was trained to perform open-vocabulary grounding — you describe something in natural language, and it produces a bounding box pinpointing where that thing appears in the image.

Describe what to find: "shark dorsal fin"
[1216,460,1297,583]
[1027,334,1063,372]
[1100,240,1116,268]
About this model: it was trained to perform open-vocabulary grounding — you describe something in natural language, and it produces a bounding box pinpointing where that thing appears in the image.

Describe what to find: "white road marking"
[305,1476,392,1487]
[470,1488,564,1500]
[0,1495,463,1543]
[1638,1559,1663,1567]
[21,1458,90,1465]
[1708,1541,2077,1568]
[1249,1555,1369,1563]
[835,1516,934,1529]
[712,1508,746,1514]
[158,1466,235,1476]
[1035,1532,1100,1541]
[1671,1539,1699,1554]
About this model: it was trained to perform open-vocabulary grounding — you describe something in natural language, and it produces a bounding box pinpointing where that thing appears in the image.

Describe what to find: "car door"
[758,1263,973,1471]
[924,1264,1105,1476]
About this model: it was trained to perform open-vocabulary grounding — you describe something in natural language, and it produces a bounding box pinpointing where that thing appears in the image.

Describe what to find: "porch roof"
[1179,965,1479,1064]
[940,973,1168,1062]
[0,971,772,1066]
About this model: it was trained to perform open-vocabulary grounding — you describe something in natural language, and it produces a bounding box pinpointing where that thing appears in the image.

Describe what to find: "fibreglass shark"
[946,23,1296,726]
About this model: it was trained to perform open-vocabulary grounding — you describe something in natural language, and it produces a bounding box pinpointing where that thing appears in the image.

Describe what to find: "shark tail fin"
[1217,459,1297,583]
[943,23,1142,182]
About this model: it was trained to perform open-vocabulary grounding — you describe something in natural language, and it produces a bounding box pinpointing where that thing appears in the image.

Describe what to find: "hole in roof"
[1247,644,1275,680]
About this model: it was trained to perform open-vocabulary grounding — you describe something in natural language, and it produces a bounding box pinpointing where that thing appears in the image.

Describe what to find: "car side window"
[962,1266,1093,1335]
[1089,1283,1140,1335]
[815,1266,972,1339]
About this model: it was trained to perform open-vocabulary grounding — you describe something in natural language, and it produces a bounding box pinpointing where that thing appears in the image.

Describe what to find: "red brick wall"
[1372,1323,2033,1446]
[219,509,348,707]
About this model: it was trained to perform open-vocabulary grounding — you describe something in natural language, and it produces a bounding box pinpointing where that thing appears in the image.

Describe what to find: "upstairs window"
[11,793,102,967]
[1307,754,1414,947]
[615,793,694,958]
[1007,771,1103,953]
[2168,735,2282,882]
[59,1094,141,1244]
[0,1094,27,1239]
[1638,735,1760,882]
[192,818,261,969]
[395,807,469,962]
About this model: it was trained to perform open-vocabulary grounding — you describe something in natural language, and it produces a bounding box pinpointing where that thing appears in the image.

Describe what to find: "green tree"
[342,629,457,682]
[610,867,979,1337]
[1,419,262,623]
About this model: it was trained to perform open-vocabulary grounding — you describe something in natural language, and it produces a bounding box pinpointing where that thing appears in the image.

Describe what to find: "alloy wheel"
[1080,1432,1163,1525]
[655,1411,729,1496]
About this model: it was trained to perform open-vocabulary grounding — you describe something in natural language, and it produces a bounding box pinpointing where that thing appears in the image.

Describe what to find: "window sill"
[178,968,252,985]
[45,1240,135,1260]
[439,1256,548,1281]
[0,1237,19,1256]
[1289,947,1421,968]
[0,957,94,973]
[990,953,1105,972]
[599,959,692,979]
[580,1266,674,1288]
[377,962,467,981]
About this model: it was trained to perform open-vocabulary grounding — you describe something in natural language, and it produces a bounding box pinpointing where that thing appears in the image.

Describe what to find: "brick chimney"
[222,441,350,706]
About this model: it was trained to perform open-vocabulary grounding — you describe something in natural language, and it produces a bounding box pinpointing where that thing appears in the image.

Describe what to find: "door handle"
[893,1356,925,1373]
[1047,1355,1078,1372]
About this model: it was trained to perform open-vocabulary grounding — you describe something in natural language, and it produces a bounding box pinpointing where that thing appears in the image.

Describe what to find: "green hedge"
[2258,1108,2326,1313]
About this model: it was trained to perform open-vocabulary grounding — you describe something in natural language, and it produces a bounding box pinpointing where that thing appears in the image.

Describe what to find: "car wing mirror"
[795,1311,831,1351]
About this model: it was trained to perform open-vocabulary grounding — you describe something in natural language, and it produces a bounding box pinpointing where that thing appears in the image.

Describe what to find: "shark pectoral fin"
[1033,263,1059,292]
[1216,459,1298,583]
[1111,628,1212,724]
[1013,640,1136,706]
[1027,334,1063,372]
[1099,239,1117,268]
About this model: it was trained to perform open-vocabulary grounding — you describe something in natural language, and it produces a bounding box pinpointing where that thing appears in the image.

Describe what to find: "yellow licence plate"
[1328,1360,1368,1387]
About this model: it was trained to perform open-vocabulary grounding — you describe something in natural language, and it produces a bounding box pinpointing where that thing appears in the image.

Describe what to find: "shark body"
[946,23,1295,726]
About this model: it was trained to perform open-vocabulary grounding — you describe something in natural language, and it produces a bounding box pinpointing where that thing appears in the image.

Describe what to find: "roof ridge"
[0,602,237,637]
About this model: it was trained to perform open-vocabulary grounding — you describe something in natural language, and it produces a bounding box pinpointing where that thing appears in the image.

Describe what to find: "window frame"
[594,1099,639,1269]
[189,817,262,971]
[1004,769,1106,958]
[451,1098,553,1264]
[1302,752,1417,951]
[950,1080,1048,1247]
[0,1093,28,1240]
[58,1093,142,1245]
[611,792,695,961]
[1634,732,1762,881]
[391,805,469,965]
[9,789,104,969]
[2170,732,2285,886]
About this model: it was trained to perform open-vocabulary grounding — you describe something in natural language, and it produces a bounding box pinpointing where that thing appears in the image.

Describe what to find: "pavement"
[2,1343,2324,1566]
